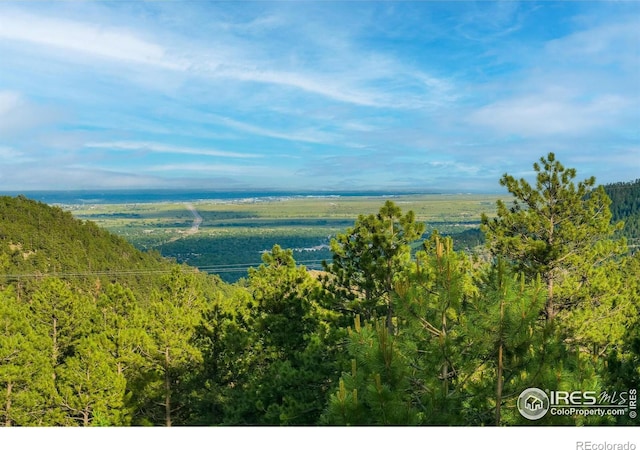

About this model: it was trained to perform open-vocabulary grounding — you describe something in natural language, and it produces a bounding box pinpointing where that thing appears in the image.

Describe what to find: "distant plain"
[64,193,508,281]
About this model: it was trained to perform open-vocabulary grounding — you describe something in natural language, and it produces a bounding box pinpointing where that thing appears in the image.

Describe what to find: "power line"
[0,269,178,280]
[0,259,328,280]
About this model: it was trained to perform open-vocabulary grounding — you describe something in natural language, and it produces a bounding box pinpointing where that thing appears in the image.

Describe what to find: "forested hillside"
[0,195,173,297]
[435,178,640,254]
[603,179,640,249]
[1,154,638,426]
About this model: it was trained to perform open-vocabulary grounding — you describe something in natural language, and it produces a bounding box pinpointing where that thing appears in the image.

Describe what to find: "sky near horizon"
[0,1,638,193]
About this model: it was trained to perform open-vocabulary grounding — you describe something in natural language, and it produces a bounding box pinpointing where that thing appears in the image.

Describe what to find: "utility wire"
[0,259,328,280]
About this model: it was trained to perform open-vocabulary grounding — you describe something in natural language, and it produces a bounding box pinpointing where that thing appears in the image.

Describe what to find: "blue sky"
[0,1,638,192]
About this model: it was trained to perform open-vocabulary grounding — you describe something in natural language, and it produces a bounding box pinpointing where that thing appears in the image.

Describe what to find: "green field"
[65,194,507,281]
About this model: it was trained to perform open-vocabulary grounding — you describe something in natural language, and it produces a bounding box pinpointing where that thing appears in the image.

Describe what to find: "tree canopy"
[481,152,626,320]
[0,156,638,426]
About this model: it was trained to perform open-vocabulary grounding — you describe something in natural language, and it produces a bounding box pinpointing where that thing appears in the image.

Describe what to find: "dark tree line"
[603,179,640,248]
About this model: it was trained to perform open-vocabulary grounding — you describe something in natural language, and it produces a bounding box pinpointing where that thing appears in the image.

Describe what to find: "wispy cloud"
[0,6,455,109]
[544,19,640,68]
[0,2,637,192]
[467,10,639,142]
[84,141,261,159]
[145,163,272,174]
[0,91,60,136]
[0,146,27,161]
[207,115,336,144]
[0,10,183,69]
[470,94,631,137]
[454,1,525,43]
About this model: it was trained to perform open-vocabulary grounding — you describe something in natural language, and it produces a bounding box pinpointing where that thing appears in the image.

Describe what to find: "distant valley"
[60,192,507,282]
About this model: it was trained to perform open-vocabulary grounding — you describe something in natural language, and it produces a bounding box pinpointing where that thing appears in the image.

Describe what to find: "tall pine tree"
[481,152,626,321]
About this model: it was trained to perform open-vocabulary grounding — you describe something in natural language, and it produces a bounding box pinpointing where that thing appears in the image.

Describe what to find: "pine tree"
[248,245,317,356]
[137,267,205,426]
[223,245,339,425]
[27,278,97,424]
[322,316,419,425]
[481,152,626,321]
[96,283,147,378]
[56,337,128,426]
[0,288,56,426]
[462,259,546,425]
[322,200,425,333]
[190,293,253,425]
[94,282,149,423]
[394,233,476,424]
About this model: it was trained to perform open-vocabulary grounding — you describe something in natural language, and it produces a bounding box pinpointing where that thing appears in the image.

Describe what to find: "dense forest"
[603,179,640,249]
[0,153,638,426]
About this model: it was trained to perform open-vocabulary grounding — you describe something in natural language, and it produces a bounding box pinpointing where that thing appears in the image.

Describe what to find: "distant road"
[184,203,203,235]
[164,203,202,244]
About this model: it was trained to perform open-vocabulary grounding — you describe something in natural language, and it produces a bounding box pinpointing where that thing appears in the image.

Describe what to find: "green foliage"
[0,195,172,298]
[218,245,341,425]
[322,200,425,330]
[322,316,420,425]
[481,152,626,320]
[56,337,128,426]
[478,155,638,425]
[461,260,546,425]
[605,179,640,220]
[394,233,477,425]
[603,178,640,249]
[133,267,206,426]
[248,245,318,355]
[1,165,638,427]
[0,287,56,426]
[29,278,95,367]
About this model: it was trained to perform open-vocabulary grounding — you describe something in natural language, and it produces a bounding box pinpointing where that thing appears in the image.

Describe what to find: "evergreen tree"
[322,316,420,425]
[94,282,149,423]
[190,291,253,425]
[223,245,339,425]
[603,178,640,248]
[56,337,128,426]
[481,152,626,321]
[0,288,56,426]
[95,283,146,380]
[322,200,425,333]
[595,252,640,424]
[462,259,546,425]
[248,245,318,356]
[27,278,98,425]
[136,267,205,426]
[394,233,477,424]
[28,278,94,370]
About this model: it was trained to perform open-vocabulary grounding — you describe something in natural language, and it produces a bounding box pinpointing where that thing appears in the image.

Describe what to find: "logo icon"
[518,388,550,420]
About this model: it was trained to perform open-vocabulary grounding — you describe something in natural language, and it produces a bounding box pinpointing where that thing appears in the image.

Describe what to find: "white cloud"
[207,115,336,144]
[84,141,261,159]
[470,94,631,137]
[454,1,524,43]
[0,3,636,192]
[0,91,21,116]
[219,68,384,107]
[0,91,60,135]
[545,19,640,67]
[0,10,183,69]
[0,146,25,160]
[469,15,639,139]
[144,163,291,179]
[0,8,454,109]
